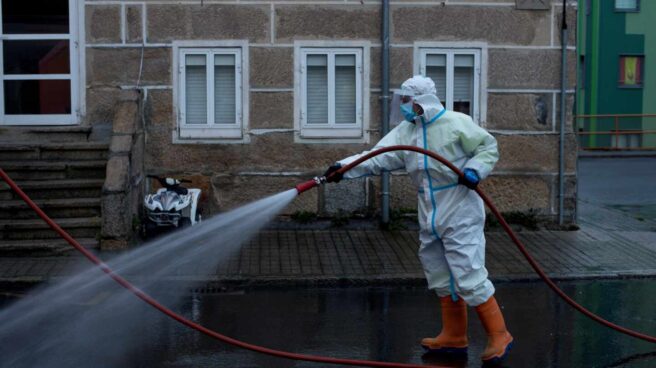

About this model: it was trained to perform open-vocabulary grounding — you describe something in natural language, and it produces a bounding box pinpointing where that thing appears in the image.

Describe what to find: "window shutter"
[214,54,236,124]
[425,54,447,103]
[334,54,356,125]
[306,54,328,125]
[185,54,207,125]
[453,55,474,102]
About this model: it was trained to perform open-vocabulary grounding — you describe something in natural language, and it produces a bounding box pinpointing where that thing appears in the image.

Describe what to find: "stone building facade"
[4,0,579,232]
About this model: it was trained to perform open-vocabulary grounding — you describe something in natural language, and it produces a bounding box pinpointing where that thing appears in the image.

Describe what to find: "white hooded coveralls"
[338,77,499,306]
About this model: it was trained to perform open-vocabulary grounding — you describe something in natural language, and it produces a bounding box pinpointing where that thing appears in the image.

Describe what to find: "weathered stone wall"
[85,0,578,223]
[100,93,144,250]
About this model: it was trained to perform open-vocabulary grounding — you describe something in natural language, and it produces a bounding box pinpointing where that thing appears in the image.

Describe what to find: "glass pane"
[618,56,643,87]
[454,67,473,101]
[335,55,356,124]
[4,40,70,75]
[214,54,236,124]
[335,54,355,66]
[454,54,474,67]
[307,54,327,66]
[214,54,235,66]
[454,64,473,115]
[306,55,328,125]
[426,65,446,105]
[615,0,638,10]
[453,101,471,115]
[185,55,207,125]
[454,55,474,116]
[4,80,71,114]
[2,0,69,34]
[426,54,446,67]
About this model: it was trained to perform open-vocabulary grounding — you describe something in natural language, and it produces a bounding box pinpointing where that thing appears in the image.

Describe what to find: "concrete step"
[0,179,105,200]
[0,238,99,257]
[0,141,109,161]
[0,160,106,180]
[0,126,92,143]
[0,198,101,219]
[0,217,101,240]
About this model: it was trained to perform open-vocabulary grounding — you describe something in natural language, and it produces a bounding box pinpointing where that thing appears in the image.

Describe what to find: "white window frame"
[414,42,488,126]
[172,40,249,143]
[294,41,370,144]
[0,0,83,126]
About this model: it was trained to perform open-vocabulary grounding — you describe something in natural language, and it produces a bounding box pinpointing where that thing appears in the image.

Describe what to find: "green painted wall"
[578,0,653,149]
[626,1,656,147]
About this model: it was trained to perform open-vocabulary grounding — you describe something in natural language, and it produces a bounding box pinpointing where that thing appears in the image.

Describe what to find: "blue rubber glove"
[459,168,480,190]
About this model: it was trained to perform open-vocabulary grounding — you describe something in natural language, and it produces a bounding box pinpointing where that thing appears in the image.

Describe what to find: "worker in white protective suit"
[324,76,513,363]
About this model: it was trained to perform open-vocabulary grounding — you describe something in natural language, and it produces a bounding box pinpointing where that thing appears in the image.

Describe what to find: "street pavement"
[2,156,656,290]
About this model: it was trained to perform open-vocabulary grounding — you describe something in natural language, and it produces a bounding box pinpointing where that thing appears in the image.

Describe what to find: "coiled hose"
[1,145,654,368]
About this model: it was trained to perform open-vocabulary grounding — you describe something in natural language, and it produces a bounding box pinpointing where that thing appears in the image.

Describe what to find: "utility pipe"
[380,0,391,225]
[559,0,568,225]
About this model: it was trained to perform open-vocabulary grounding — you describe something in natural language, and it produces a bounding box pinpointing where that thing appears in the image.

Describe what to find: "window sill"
[295,129,369,144]
[300,127,362,139]
[174,128,249,144]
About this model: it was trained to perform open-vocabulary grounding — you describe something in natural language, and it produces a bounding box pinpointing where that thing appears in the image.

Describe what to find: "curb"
[578,151,656,158]
[3,271,656,292]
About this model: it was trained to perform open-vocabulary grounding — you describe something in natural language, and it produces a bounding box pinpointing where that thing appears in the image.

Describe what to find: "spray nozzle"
[295,176,327,195]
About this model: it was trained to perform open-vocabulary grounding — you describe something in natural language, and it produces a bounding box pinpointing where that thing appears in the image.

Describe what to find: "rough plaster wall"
[84,0,577,223]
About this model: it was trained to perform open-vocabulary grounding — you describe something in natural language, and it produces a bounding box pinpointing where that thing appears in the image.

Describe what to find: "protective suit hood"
[399,75,444,124]
[415,94,444,124]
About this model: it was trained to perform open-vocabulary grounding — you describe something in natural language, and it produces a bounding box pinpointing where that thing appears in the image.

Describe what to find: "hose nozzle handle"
[295,176,326,195]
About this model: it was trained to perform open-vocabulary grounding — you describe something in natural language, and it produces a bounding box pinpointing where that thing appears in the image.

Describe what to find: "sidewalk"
[2,223,656,291]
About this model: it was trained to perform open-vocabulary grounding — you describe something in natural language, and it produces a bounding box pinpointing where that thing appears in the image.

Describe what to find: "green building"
[577,0,656,149]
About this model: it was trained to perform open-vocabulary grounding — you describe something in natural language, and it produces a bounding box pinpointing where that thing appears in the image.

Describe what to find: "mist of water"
[0,189,298,368]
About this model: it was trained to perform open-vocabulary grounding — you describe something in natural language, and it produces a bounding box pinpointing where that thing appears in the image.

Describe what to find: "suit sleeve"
[458,117,499,180]
[337,124,406,179]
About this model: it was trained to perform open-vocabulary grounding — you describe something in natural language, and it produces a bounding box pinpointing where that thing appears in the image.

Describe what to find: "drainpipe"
[559,0,568,225]
[381,0,391,225]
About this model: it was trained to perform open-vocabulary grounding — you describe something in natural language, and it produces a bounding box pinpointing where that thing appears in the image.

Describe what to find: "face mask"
[400,102,417,122]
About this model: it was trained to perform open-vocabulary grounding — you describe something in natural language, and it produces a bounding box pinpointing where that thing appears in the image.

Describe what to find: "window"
[296,46,365,140]
[618,55,644,88]
[0,0,80,125]
[615,0,639,11]
[175,43,246,140]
[418,48,481,122]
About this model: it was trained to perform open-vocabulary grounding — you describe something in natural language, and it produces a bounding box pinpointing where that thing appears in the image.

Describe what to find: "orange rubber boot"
[475,296,513,363]
[421,296,468,354]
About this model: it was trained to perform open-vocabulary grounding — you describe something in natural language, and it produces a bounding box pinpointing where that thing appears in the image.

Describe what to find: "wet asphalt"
[4,279,646,368]
[578,157,656,229]
[2,158,655,367]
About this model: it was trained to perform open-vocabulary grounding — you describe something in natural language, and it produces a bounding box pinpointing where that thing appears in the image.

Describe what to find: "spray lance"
[293,145,656,345]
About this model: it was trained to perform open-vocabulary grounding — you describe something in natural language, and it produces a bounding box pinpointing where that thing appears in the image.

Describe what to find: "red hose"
[2,144,655,368]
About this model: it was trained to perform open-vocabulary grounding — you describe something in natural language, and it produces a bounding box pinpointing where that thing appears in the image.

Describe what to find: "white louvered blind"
[306,54,328,125]
[453,55,474,102]
[334,54,356,125]
[185,54,207,124]
[214,54,236,124]
[426,54,447,104]
[615,0,638,10]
